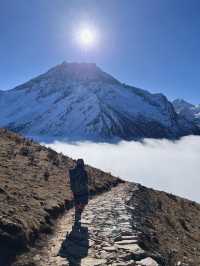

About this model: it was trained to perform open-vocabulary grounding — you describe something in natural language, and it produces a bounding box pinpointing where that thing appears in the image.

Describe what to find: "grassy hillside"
[0,128,121,264]
[128,184,200,266]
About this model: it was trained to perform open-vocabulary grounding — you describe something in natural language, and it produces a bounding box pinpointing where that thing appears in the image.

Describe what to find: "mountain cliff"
[0,62,199,142]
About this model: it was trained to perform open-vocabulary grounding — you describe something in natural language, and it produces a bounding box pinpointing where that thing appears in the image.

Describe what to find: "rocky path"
[15,183,159,266]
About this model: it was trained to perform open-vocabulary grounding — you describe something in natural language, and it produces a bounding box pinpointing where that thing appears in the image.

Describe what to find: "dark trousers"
[73,192,89,224]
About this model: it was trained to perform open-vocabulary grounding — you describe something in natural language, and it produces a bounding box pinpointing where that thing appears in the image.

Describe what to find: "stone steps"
[14,183,160,266]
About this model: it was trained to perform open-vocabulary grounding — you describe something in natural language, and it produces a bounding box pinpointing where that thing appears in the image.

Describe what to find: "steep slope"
[128,184,200,266]
[0,62,199,142]
[173,99,200,127]
[0,128,121,264]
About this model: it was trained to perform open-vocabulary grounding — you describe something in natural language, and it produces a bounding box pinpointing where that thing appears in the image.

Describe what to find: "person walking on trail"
[69,159,89,227]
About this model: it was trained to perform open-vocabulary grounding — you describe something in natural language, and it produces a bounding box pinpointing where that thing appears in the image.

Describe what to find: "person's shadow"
[58,224,89,266]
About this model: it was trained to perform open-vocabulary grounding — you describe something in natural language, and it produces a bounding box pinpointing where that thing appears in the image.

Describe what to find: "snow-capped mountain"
[173,99,200,127]
[0,62,199,142]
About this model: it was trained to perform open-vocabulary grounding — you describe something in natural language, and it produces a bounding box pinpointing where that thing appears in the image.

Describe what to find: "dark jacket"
[69,166,88,195]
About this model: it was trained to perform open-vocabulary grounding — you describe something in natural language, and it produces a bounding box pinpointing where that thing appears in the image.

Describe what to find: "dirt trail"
[14,183,159,266]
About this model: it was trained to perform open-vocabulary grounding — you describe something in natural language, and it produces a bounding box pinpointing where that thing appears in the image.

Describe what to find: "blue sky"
[0,0,200,103]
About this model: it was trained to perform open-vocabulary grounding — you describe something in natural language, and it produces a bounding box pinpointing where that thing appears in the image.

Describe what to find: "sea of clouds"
[45,135,200,203]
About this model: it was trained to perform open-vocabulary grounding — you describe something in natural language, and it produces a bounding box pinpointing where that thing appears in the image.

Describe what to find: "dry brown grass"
[0,128,121,263]
[128,184,200,266]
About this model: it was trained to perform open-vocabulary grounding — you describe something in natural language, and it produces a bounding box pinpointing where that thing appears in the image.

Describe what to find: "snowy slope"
[0,62,199,142]
[173,99,200,127]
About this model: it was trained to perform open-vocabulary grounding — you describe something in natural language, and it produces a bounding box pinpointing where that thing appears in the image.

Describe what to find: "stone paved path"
[15,183,159,266]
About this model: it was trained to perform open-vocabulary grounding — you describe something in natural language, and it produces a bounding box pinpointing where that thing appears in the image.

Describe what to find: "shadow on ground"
[59,224,89,266]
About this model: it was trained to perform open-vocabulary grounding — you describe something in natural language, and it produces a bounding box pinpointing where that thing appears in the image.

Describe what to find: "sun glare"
[76,26,97,48]
[80,29,94,45]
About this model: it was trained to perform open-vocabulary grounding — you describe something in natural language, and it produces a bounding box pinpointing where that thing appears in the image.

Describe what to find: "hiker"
[69,159,89,226]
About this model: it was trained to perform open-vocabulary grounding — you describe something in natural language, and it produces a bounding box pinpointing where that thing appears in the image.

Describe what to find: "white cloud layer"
[45,136,200,203]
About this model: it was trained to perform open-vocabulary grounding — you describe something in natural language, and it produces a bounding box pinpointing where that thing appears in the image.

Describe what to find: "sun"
[80,29,94,46]
[76,26,97,48]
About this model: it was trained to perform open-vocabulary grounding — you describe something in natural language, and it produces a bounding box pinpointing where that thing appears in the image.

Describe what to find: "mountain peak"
[61,61,97,67]
[172,99,194,110]
[173,98,193,105]
[45,61,119,84]
[2,64,200,141]
[173,98,200,125]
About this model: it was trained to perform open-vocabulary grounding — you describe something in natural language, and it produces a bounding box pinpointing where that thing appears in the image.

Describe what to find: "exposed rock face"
[0,128,121,264]
[0,62,199,142]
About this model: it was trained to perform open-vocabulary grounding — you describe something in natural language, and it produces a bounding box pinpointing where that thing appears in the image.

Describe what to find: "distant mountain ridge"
[0,62,199,142]
[173,99,200,127]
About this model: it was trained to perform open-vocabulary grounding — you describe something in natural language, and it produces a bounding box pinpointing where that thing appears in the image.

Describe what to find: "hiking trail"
[15,183,158,266]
